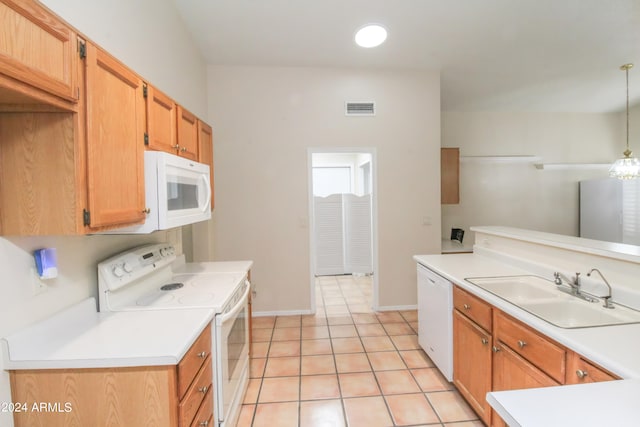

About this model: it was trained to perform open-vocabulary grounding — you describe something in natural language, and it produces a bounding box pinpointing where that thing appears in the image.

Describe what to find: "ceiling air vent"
[345,101,375,116]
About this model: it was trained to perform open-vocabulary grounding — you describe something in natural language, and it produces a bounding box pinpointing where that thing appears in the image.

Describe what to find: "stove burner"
[160,283,184,291]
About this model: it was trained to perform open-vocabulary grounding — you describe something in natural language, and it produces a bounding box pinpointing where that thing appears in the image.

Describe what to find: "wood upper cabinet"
[145,83,177,154]
[177,105,198,160]
[441,147,459,204]
[83,41,146,229]
[453,310,493,425]
[0,0,78,104]
[198,120,214,210]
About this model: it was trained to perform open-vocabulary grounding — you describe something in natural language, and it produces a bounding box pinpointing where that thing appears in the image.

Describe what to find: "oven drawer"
[178,324,212,399]
[179,357,212,427]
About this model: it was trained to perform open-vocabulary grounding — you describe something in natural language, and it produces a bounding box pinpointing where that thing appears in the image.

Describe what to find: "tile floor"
[238,275,483,427]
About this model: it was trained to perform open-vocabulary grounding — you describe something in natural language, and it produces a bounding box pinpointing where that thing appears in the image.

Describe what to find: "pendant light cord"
[620,63,633,157]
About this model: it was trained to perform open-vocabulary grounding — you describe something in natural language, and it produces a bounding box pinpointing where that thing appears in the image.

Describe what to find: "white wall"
[206,66,441,313]
[442,112,624,243]
[0,1,207,426]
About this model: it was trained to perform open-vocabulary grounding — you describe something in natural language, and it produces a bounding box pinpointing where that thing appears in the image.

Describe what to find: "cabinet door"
[177,105,198,160]
[453,310,492,425]
[198,120,214,210]
[145,84,177,154]
[441,147,459,204]
[0,0,77,102]
[83,42,145,228]
[493,342,559,392]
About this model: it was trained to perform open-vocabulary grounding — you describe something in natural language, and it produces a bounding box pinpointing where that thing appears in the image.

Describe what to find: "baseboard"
[253,309,314,317]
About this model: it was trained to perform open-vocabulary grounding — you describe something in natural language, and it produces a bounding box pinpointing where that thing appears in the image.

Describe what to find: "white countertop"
[487,379,640,427]
[1,298,214,370]
[413,253,640,379]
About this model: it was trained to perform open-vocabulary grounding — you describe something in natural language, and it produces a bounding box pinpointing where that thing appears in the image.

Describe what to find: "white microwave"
[104,151,211,234]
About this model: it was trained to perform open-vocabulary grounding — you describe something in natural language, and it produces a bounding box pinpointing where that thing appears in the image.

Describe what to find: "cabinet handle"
[463,304,471,310]
[481,338,489,345]
[197,351,207,358]
[180,146,188,152]
[492,346,501,353]
[199,421,209,427]
[198,385,208,394]
[142,208,151,214]
[517,340,527,349]
[576,369,588,379]
[173,144,181,150]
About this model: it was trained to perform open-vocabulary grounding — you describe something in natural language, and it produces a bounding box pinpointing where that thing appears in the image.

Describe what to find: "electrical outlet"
[31,268,48,295]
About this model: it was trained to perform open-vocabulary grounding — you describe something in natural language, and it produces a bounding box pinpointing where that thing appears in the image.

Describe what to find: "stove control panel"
[98,243,176,292]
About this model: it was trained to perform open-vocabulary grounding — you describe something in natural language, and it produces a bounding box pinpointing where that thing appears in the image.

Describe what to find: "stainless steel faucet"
[587,268,615,309]
[553,271,582,296]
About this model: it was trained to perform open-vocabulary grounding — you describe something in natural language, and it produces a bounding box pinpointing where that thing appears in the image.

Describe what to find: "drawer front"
[178,324,212,399]
[569,356,618,384]
[190,387,213,427]
[495,312,566,383]
[179,358,212,427]
[453,286,492,332]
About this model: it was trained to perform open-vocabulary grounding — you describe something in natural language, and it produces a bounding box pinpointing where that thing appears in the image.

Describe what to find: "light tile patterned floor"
[238,275,483,427]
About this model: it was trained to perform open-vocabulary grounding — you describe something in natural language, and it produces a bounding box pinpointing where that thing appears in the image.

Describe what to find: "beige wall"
[206,66,441,313]
[442,112,625,243]
[0,1,207,425]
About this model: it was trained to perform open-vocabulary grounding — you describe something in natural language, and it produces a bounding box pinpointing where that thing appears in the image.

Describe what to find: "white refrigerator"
[580,178,640,245]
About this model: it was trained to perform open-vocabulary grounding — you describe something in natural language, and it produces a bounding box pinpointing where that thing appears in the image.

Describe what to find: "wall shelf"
[460,155,542,164]
[533,163,610,170]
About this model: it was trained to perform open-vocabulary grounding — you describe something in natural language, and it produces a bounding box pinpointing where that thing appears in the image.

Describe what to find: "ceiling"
[173,0,640,113]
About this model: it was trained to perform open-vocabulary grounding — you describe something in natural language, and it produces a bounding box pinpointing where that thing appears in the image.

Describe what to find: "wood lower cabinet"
[10,325,213,427]
[0,0,78,105]
[566,352,617,384]
[452,285,622,426]
[492,342,560,391]
[453,310,493,425]
[493,311,566,384]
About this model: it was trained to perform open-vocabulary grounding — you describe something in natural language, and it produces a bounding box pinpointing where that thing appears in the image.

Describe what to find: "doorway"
[308,148,378,313]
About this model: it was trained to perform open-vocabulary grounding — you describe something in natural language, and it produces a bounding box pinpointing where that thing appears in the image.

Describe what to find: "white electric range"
[98,243,252,427]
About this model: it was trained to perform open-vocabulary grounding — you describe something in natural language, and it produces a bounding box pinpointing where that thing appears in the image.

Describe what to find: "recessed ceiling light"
[355,24,387,48]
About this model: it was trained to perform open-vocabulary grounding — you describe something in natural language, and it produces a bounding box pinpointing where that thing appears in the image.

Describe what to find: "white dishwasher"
[417,263,453,381]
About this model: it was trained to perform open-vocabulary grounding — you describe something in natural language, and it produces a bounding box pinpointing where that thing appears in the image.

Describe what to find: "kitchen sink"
[518,298,640,328]
[465,276,559,305]
[465,275,640,328]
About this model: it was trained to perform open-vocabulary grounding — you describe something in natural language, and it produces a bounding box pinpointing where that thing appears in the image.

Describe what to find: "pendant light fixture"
[609,63,640,180]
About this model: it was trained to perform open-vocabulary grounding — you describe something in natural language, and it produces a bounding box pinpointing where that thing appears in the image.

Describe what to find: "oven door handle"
[218,280,251,324]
